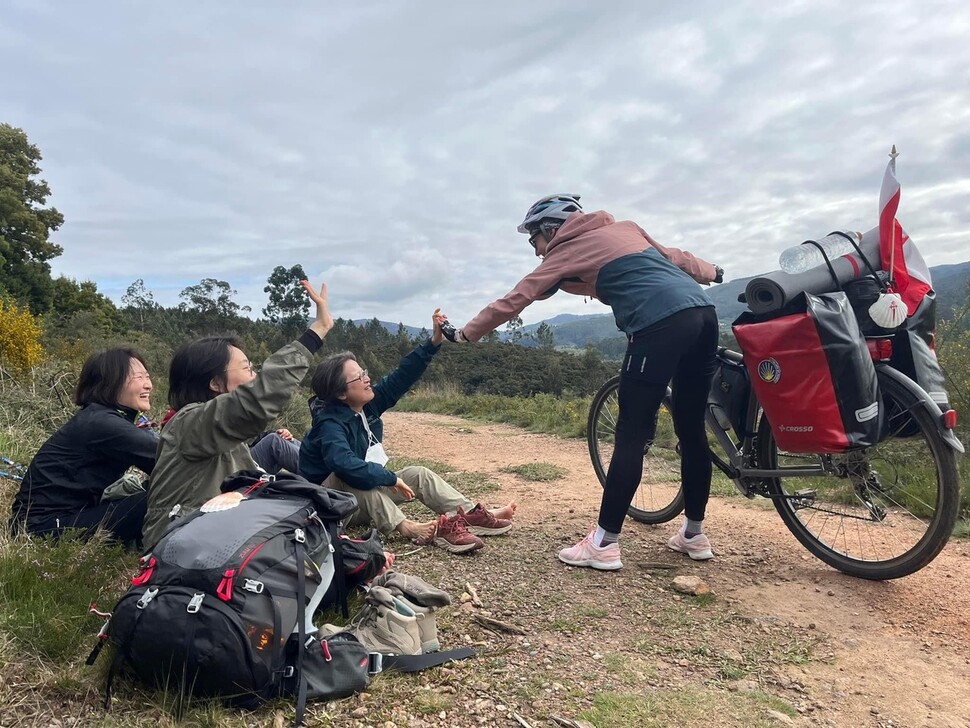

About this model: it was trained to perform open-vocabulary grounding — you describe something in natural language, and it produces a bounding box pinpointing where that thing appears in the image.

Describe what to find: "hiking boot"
[668,526,715,561]
[371,570,452,608]
[558,529,622,571]
[416,514,484,554]
[457,503,512,536]
[394,594,440,653]
[350,586,422,655]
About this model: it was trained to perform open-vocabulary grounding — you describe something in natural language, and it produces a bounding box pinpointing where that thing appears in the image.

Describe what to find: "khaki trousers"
[323,465,474,534]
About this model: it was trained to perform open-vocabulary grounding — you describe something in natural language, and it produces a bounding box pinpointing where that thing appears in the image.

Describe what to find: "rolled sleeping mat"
[744,227,882,314]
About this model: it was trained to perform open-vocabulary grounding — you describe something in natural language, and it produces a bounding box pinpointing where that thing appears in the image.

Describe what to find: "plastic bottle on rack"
[778,231,864,273]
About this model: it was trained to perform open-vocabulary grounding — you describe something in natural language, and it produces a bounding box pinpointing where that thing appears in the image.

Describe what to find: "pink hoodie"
[462,211,717,341]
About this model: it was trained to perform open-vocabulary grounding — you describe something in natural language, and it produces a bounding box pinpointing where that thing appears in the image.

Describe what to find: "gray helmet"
[517,194,582,234]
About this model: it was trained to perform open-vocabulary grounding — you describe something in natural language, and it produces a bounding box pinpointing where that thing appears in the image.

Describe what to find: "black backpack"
[89,472,367,724]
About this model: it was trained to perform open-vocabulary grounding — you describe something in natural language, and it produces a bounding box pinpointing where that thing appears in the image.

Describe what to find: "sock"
[593,525,619,547]
[685,518,704,539]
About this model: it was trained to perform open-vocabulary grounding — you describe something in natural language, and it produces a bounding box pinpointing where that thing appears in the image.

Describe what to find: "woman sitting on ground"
[143,280,333,547]
[299,309,516,554]
[9,347,157,544]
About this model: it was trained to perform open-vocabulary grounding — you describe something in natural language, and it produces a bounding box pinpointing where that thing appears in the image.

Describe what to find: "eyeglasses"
[528,230,541,249]
[346,369,369,385]
[226,363,258,375]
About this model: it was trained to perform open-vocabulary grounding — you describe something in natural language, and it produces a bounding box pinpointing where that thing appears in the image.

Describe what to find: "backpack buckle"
[294,528,306,544]
[168,504,182,520]
[367,652,383,675]
[282,666,295,678]
[136,587,158,609]
[243,579,264,594]
[186,593,204,613]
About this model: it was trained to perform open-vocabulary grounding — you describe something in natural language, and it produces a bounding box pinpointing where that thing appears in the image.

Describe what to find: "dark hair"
[168,336,243,411]
[74,347,148,407]
[310,351,358,403]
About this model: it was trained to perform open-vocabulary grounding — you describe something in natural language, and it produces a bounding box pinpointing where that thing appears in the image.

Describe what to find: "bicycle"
[587,346,964,580]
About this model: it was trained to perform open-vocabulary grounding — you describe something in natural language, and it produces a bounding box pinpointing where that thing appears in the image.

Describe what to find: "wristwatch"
[713,265,724,284]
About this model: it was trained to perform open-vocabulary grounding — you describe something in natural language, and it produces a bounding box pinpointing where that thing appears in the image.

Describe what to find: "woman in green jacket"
[143,280,333,547]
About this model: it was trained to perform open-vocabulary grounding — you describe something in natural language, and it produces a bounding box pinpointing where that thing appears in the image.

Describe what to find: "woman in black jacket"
[9,347,158,544]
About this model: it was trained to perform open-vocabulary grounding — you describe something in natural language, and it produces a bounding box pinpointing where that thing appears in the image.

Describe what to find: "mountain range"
[359,259,970,352]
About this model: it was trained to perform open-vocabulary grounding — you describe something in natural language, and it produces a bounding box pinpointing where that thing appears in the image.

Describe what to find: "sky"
[2,0,969,329]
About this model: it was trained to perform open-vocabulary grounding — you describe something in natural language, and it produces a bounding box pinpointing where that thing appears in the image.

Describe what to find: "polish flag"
[879,149,932,316]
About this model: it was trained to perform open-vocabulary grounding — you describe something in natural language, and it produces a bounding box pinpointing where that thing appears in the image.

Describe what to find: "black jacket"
[10,403,158,527]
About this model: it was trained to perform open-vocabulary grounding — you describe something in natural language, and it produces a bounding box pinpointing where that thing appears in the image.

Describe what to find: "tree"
[179,278,251,333]
[0,124,65,313]
[179,278,251,318]
[533,321,555,349]
[262,264,309,335]
[505,315,524,344]
[122,278,158,317]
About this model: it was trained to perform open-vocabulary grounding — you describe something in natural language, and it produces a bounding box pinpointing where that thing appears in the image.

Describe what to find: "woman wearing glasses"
[142,280,333,547]
[9,347,157,545]
[299,310,516,554]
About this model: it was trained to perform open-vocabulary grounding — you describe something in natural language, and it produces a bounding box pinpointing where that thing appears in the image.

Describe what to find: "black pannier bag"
[732,292,880,454]
[889,291,949,410]
[707,353,751,441]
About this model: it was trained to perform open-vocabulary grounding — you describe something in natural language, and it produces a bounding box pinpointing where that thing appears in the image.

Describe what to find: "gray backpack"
[90,473,366,725]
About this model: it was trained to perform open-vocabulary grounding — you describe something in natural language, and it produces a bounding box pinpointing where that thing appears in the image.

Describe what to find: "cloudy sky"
[3,1,969,328]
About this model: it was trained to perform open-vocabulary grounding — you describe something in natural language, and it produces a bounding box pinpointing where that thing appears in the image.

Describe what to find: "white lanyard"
[360,413,389,466]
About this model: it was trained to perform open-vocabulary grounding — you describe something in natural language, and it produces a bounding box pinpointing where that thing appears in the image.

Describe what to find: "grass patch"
[0,531,133,661]
[502,462,567,482]
[399,384,590,439]
[579,688,796,727]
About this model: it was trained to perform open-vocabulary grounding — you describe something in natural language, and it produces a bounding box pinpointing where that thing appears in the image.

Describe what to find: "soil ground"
[379,411,970,728]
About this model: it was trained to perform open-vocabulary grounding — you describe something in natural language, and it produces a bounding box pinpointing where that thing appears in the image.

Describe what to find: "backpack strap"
[378,647,476,673]
[328,521,350,618]
[293,532,308,728]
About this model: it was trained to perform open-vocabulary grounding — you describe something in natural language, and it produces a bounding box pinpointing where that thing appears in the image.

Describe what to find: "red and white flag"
[879,149,932,316]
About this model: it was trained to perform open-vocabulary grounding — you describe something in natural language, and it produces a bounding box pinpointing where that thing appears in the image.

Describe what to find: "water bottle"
[778,231,863,273]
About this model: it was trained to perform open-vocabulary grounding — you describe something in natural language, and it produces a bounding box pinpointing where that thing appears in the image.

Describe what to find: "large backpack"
[90,472,365,724]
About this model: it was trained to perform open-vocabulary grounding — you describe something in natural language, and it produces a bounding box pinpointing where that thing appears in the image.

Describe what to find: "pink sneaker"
[667,526,714,561]
[558,530,622,571]
[457,503,512,536]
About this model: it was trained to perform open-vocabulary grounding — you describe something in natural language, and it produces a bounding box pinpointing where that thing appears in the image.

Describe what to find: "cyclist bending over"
[444,194,723,570]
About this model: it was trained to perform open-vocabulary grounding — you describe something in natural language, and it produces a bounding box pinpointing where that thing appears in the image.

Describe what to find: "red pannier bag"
[732,292,880,453]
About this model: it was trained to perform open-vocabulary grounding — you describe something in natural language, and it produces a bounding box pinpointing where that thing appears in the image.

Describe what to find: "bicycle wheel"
[587,375,685,524]
[759,371,960,580]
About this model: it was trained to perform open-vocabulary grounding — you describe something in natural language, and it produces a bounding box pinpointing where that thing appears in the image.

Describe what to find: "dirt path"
[384,411,970,728]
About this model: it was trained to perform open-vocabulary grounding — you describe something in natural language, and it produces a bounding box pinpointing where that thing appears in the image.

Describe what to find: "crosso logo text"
[778,425,814,433]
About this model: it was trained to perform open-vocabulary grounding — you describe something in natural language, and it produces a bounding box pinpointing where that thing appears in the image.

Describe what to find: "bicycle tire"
[760,370,960,580]
[587,375,685,524]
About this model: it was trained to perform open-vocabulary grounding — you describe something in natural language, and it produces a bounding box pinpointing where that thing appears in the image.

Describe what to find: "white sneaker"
[667,526,714,561]
[558,529,623,571]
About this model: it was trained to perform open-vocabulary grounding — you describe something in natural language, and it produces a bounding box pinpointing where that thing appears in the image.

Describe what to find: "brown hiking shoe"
[457,503,512,536]
[416,514,484,554]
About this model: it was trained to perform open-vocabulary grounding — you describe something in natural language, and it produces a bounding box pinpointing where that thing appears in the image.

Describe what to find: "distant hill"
[363,260,970,354]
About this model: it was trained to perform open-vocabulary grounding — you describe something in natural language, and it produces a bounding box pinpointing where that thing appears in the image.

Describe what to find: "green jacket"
[143,338,317,547]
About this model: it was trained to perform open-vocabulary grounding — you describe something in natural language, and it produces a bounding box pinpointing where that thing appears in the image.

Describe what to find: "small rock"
[723,648,743,662]
[352,706,368,717]
[670,575,711,596]
[765,709,796,726]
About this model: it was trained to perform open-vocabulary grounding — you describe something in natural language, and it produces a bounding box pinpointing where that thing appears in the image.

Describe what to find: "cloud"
[1,0,967,329]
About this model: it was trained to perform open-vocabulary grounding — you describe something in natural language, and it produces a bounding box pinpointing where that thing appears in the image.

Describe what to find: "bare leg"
[396,519,436,541]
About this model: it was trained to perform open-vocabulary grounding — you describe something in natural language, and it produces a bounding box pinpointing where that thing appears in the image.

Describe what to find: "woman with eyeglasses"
[9,347,157,545]
[142,280,333,547]
[299,310,516,554]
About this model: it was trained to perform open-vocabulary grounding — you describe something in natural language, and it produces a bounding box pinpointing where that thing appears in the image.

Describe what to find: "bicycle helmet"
[517,194,583,234]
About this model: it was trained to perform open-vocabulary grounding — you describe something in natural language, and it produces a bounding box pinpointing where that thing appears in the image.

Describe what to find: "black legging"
[598,306,718,534]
